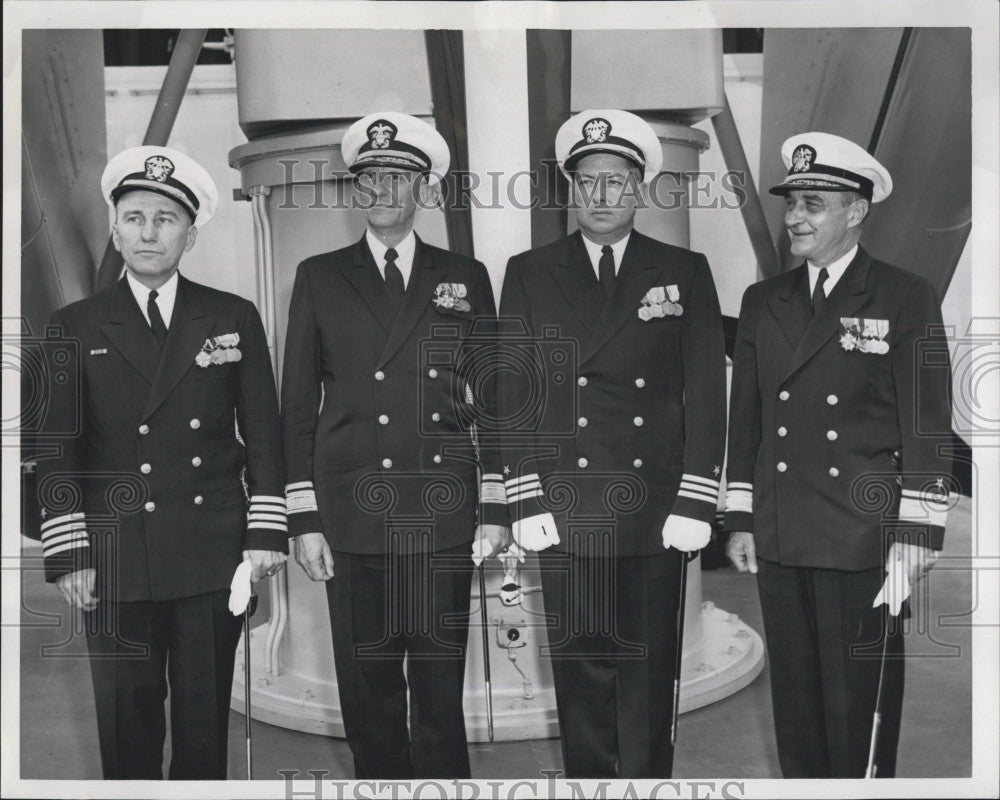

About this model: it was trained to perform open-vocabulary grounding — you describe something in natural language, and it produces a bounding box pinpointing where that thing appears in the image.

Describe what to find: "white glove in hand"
[873,542,920,616]
[228,559,253,616]
[471,524,513,566]
[661,514,711,552]
[471,538,494,566]
[512,512,560,552]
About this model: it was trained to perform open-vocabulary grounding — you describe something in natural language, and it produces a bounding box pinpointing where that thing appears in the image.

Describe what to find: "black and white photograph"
[3,2,998,798]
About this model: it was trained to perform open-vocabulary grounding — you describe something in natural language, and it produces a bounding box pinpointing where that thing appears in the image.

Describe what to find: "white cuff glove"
[661,514,711,552]
[228,559,253,616]
[471,524,513,566]
[512,512,560,552]
[873,543,915,616]
[471,538,494,567]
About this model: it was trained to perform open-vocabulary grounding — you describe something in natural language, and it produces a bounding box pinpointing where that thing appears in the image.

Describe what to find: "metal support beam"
[526,29,571,247]
[711,93,780,280]
[425,30,475,259]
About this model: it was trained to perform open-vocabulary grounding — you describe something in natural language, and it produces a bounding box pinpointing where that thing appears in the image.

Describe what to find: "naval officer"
[281,112,508,778]
[724,132,954,777]
[36,146,288,779]
[497,110,727,777]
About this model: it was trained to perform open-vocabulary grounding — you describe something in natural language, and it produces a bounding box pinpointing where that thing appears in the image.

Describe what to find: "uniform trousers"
[84,589,242,779]
[538,543,683,778]
[756,558,905,778]
[326,544,473,779]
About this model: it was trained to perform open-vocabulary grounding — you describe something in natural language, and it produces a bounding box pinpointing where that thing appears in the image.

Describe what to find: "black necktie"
[384,248,404,304]
[148,289,168,349]
[598,245,615,298]
[812,267,829,317]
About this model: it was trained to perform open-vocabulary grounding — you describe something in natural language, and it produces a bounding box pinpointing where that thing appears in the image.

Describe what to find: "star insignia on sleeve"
[713,465,721,477]
[934,477,946,493]
[503,465,511,475]
[40,508,47,519]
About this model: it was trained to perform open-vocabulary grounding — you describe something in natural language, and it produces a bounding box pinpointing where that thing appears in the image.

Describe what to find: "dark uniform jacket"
[724,247,953,570]
[498,230,727,557]
[36,274,287,601]
[281,234,505,554]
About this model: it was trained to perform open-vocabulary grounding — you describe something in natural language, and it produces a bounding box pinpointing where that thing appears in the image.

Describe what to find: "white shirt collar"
[366,229,416,288]
[581,231,631,280]
[126,270,179,328]
[808,244,858,297]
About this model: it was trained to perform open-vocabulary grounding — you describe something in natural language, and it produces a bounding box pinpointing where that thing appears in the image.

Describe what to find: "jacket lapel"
[142,275,214,421]
[784,248,874,381]
[547,232,606,335]
[582,231,662,364]
[99,277,162,385]
[377,235,444,369]
[766,265,812,351]
[340,237,396,335]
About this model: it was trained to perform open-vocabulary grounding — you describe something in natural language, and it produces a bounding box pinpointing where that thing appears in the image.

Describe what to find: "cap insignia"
[368,120,397,150]
[583,117,611,144]
[791,144,816,174]
[144,155,175,182]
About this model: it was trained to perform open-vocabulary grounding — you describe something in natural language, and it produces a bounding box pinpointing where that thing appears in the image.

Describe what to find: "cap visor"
[110,184,197,221]
[769,180,861,196]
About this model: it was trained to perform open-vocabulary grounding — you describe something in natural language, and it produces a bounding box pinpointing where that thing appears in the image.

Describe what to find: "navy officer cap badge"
[145,155,175,182]
[791,144,816,174]
[367,119,397,150]
[583,117,611,144]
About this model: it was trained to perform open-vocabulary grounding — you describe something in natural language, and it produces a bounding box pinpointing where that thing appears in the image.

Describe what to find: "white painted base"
[231,600,764,742]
